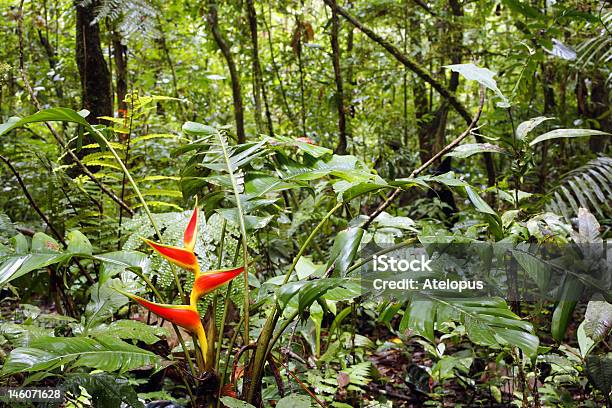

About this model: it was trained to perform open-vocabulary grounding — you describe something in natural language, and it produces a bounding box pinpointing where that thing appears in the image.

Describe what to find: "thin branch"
[363,86,486,229]
[0,155,64,244]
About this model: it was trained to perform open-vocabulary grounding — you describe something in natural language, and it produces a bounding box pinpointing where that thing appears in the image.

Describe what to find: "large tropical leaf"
[0,336,160,376]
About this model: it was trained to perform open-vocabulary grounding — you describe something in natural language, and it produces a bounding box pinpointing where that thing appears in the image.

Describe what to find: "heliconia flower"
[117,289,210,363]
[190,266,245,305]
[143,239,199,271]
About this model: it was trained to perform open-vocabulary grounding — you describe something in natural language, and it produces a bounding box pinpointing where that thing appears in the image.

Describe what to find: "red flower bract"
[191,266,244,304]
[143,239,198,271]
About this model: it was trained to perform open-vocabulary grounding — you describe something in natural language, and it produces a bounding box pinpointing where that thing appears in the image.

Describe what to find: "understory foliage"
[0,0,611,407]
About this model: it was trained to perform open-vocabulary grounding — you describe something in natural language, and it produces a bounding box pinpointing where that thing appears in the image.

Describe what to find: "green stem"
[266,309,300,356]
[216,129,250,343]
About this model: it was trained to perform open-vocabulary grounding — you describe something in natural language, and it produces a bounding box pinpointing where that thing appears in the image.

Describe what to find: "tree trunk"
[112,30,128,117]
[330,3,347,154]
[207,0,246,143]
[75,0,112,125]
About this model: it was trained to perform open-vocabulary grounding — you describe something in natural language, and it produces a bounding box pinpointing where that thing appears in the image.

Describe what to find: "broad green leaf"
[219,397,256,408]
[465,186,497,216]
[494,328,539,358]
[67,230,93,255]
[578,321,596,357]
[0,253,69,288]
[512,250,550,291]
[326,227,364,276]
[276,394,311,408]
[0,336,159,376]
[552,276,584,342]
[446,143,507,159]
[0,323,53,347]
[529,128,610,146]
[93,251,150,283]
[444,63,510,107]
[182,121,216,136]
[585,353,612,396]
[400,300,436,342]
[84,279,129,329]
[516,117,553,140]
[0,108,91,136]
[89,320,169,345]
[584,296,612,343]
[277,278,348,312]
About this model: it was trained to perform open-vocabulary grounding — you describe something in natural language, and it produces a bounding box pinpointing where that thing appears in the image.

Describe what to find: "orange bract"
[183,199,199,251]
[119,290,203,332]
[191,266,244,304]
[143,239,199,271]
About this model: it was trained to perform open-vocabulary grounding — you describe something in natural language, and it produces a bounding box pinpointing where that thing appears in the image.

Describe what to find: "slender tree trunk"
[330,3,347,154]
[113,30,128,117]
[75,0,112,125]
[295,17,307,136]
[207,0,245,143]
[37,29,63,98]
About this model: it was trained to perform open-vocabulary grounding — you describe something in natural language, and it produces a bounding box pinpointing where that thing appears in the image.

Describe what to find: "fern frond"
[547,156,612,221]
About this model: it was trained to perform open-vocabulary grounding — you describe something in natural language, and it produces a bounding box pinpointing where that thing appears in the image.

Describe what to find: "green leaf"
[516,117,553,140]
[182,121,216,137]
[444,63,510,107]
[0,108,104,146]
[465,186,497,216]
[578,321,596,357]
[219,396,256,408]
[326,227,364,276]
[277,278,348,312]
[0,253,69,288]
[88,320,169,345]
[585,353,612,396]
[0,323,54,347]
[512,249,550,291]
[551,276,584,342]
[67,230,93,255]
[276,394,311,408]
[0,336,160,376]
[400,300,436,342]
[584,296,612,343]
[529,128,610,146]
[84,279,129,329]
[446,143,507,159]
[63,373,144,408]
